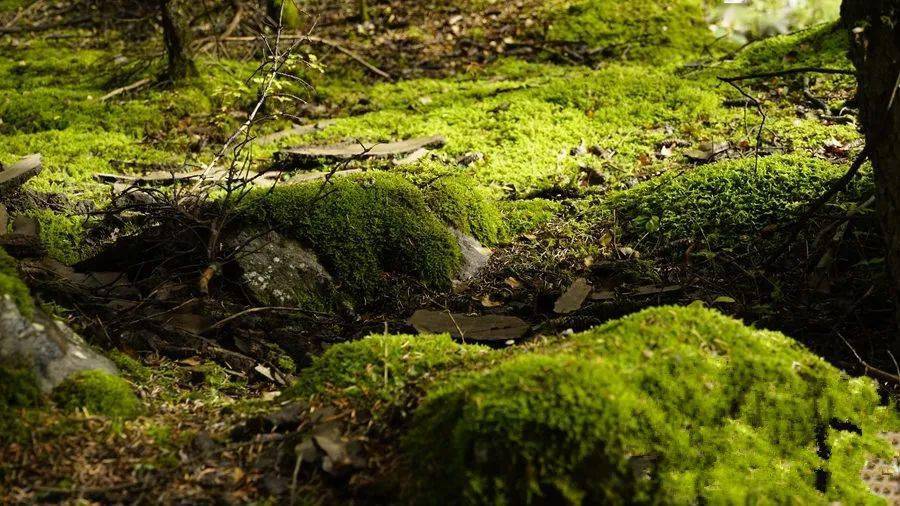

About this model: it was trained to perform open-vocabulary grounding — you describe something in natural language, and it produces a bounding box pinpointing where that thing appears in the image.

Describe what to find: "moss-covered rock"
[423,175,506,245]
[605,154,872,253]
[0,247,33,318]
[51,370,141,419]
[402,306,893,504]
[242,172,463,299]
[287,306,894,505]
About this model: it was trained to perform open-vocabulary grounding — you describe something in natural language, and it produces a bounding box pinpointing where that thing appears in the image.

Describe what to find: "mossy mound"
[243,172,465,298]
[287,306,894,504]
[605,154,872,253]
[0,247,33,318]
[423,176,506,245]
[542,0,719,62]
[51,370,141,419]
[402,306,893,504]
[0,363,41,410]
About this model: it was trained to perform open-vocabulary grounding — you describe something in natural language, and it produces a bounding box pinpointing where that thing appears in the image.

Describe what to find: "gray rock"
[451,228,492,281]
[0,295,118,392]
[229,229,333,307]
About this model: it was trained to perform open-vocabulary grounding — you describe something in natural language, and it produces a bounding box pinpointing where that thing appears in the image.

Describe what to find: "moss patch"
[52,370,141,419]
[423,175,506,245]
[242,171,463,299]
[0,247,34,318]
[605,154,872,253]
[401,306,894,504]
[542,0,719,63]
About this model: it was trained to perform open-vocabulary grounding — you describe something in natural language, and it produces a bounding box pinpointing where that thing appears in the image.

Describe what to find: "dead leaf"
[481,294,503,308]
[554,278,593,314]
[504,277,522,290]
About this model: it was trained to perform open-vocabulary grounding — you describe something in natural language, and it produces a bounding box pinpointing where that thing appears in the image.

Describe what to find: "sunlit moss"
[605,154,872,253]
[295,306,894,505]
[0,247,33,317]
[242,171,463,299]
[51,370,142,419]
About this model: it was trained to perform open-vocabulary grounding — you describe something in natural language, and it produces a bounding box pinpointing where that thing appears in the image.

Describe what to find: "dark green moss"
[52,370,141,419]
[243,172,463,299]
[423,176,506,245]
[605,154,872,253]
[0,363,42,409]
[0,247,34,318]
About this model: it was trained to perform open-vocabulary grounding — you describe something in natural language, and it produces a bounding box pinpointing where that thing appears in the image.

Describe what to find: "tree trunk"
[842,1,900,342]
[158,0,196,81]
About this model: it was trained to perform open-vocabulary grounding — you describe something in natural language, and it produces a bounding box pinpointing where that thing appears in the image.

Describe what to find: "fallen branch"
[838,332,900,385]
[100,78,151,102]
[202,306,329,334]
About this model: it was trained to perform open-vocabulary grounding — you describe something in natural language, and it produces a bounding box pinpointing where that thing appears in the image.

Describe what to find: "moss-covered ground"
[2,0,897,503]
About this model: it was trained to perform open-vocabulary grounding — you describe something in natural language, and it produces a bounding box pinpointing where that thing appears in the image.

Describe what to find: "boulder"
[229,228,334,308]
[0,295,118,393]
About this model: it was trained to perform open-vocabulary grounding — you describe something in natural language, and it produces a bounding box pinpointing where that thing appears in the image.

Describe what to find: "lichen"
[241,171,463,299]
[51,370,141,419]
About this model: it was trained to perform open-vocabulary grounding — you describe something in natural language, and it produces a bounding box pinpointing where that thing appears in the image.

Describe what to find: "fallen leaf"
[554,278,593,314]
[481,294,503,308]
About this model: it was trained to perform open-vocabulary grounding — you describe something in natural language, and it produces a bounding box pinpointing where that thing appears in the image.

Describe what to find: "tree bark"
[158,0,196,81]
[842,1,900,342]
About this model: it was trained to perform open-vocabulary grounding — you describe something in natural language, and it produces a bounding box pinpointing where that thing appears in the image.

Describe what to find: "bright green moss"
[304,61,728,194]
[0,247,34,318]
[542,0,721,62]
[243,172,463,298]
[423,176,506,245]
[402,306,894,505]
[606,154,872,253]
[500,198,563,237]
[285,333,489,405]
[51,370,141,419]
[271,0,302,28]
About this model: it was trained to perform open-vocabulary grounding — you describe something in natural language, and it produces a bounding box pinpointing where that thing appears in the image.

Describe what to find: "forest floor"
[0,0,898,504]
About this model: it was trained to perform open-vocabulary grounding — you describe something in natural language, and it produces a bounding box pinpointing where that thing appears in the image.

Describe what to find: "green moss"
[243,172,463,298]
[0,247,34,318]
[52,370,141,419]
[605,154,872,253]
[402,306,894,505]
[0,363,42,409]
[285,333,489,406]
[108,351,153,383]
[423,175,506,245]
[500,198,563,237]
[542,0,721,62]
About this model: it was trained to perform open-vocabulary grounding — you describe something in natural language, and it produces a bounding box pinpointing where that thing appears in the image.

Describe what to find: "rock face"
[0,295,118,393]
[230,229,334,308]
[451,228,491,281]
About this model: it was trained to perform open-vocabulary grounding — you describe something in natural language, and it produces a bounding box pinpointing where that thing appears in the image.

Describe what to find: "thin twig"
[838,332,900,384]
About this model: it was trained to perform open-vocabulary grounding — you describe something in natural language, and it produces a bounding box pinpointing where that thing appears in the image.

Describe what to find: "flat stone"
[0,154,42,196]
[228,228,333,308]
[11,215,40,237]
[554,278,592,314]
[0,295,119,392]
